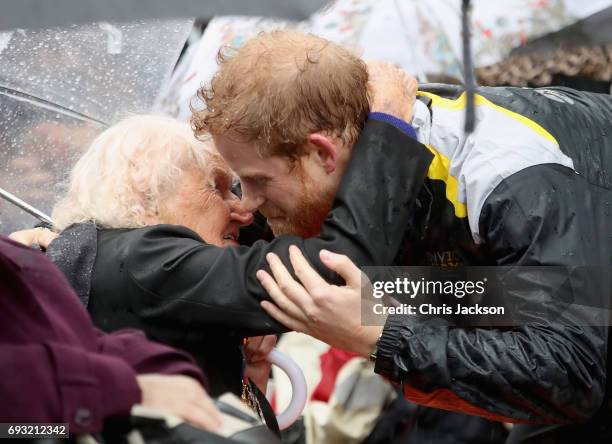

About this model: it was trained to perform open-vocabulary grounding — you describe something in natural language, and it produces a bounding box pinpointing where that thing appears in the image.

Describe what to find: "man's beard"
[265,178,335,238]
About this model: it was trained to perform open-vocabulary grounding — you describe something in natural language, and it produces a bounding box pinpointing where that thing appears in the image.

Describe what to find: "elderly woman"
[12,100,426,398]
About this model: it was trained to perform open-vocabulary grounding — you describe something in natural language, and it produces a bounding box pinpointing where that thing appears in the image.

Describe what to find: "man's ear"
[306,133,338,174]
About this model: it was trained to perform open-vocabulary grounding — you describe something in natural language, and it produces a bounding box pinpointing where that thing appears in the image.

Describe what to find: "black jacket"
[49,119,433,396]
[373,85,612,434]
[49,117,508,444]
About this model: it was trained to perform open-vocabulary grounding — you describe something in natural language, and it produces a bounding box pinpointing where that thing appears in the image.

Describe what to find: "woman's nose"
[228,199,254,227]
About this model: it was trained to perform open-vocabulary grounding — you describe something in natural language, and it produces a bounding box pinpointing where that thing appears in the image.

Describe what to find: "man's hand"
[367,60,418,122]
[137,374,223,432]
[9,227,58,248]
[244,335,276,394]
[258,246,384,357]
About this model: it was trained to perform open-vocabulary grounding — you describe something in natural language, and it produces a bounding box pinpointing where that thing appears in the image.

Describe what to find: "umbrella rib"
[0,84,109,127]
[0,187,55,227]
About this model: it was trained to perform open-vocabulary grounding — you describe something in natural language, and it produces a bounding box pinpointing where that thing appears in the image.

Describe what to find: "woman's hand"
[9,227,58,248]
[258,246,383,357]
[244,335,277,394]
[367,60,418,123]
[137,374,223,432]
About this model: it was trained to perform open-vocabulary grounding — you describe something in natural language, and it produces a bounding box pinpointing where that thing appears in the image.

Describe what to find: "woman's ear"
[143,207,161,225]
[306,133,338,174]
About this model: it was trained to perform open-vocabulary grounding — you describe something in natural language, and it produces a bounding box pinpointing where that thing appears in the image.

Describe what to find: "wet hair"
[53,114,226,231]
[192,30,370,160]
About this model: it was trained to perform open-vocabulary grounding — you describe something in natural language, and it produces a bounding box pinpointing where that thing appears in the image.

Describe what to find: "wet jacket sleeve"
[95,329,208,389]
[374,164,609,424]
[123,120,433,336]
[0,343,140,434]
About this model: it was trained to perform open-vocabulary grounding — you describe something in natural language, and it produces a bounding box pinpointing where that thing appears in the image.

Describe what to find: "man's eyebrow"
[241,173,272,182]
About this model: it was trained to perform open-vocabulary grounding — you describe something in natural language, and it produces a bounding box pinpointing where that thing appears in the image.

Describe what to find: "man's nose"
[239,186,265,214]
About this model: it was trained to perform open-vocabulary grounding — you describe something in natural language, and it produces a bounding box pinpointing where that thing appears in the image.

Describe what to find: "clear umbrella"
[0,19,193,234]
[0,0,327,31]
[0,7,312,437]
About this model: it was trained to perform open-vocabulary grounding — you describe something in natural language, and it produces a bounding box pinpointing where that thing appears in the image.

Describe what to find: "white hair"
[53,114,225,231]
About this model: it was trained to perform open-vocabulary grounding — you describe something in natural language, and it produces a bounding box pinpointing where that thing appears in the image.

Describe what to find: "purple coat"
[0,235,206,434]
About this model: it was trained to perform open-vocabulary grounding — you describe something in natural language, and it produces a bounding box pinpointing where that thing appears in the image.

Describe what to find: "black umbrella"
[511,6,612,55]
[0,0,327,31]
